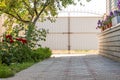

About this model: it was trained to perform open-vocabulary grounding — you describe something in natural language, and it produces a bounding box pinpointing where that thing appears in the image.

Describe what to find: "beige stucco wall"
[0,15,5,36]
[0,15,6,42]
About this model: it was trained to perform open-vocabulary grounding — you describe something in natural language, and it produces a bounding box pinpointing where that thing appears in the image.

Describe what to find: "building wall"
[0,15,5,36]
[106,0,118,14]
[106,0,111,14]
[36,17,101,50]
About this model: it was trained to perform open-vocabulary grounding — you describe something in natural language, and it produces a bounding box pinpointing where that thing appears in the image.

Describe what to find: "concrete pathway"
[1,54,120,80]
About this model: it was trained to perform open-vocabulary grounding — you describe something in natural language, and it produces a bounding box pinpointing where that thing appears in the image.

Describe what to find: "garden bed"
[0,47,52,78]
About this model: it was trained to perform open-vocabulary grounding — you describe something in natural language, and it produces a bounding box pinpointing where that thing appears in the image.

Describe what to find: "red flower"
[16,38,27,44]
[10,39,14,43]
[16,38,22,41]
[5,35,14,43]
[6,35,12,39]
[21,39,27,44]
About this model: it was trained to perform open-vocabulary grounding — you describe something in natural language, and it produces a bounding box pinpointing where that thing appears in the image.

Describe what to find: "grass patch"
[0,65,15,78]
[10,62,34,73]
[0,62,34,78]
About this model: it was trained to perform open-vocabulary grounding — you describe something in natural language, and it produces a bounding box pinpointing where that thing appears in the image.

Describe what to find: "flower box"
[112,16,120,26]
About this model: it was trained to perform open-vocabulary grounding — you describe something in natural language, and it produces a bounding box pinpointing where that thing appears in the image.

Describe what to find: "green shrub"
[12,45,33,63]
[0,32,51,65]
[31,51,42,62]
[0,34,33,65]
[32,47,52,62]
[43,47,52,58]
[0,65,15,78]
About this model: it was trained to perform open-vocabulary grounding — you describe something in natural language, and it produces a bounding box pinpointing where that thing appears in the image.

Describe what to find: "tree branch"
[22,0,33,19]
[4,11,30,23]
[34,0,38,16]
[33,0,50,24]
[13,9,26,21]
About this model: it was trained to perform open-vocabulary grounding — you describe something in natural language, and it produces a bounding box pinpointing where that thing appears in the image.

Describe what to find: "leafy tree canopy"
[0,0,91,24]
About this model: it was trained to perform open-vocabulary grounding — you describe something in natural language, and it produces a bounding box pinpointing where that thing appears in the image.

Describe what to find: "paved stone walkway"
[1,54,120,80]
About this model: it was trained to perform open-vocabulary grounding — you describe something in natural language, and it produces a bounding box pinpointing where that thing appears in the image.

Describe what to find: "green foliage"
[32,47,52,62]
[29,28,48,48]
[10,62,34,73]
[0,0,90,25]
[0,33,52,65]
[0,34,30,65]
[0,65,15,78]
[12,45,33,63]
[0,47,51,78]
[0,25,49,64]
[25,24,48,48]
[0,40,14,65]
[0,62,34,78]
[0,0,77,26]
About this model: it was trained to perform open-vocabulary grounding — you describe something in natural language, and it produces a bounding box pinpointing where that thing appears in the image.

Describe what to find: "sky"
[58,0,106,17]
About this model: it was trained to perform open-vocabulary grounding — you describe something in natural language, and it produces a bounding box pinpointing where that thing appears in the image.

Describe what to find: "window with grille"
[111,0,117,10]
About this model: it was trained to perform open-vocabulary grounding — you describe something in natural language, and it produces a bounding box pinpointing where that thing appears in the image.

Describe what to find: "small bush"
[12,45,33,63]
[32,47,52,62]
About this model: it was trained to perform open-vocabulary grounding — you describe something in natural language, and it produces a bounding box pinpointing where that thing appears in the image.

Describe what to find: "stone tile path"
[1,54,120,80]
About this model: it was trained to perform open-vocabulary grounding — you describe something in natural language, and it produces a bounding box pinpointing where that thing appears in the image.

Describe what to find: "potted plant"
[103,15,112,29]
[106,13,113,28]
[112,10,120,26]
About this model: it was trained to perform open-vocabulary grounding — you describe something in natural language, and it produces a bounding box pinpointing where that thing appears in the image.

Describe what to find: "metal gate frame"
[36,17,100,53]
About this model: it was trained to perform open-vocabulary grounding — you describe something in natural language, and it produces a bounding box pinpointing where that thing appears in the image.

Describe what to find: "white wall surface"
[71,34,99,50]
[36,18,68,32]
[70,17,100,32]
[39,34,68,50]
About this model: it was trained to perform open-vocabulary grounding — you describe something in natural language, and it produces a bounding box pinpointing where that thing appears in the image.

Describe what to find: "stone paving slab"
[1,54,120,80]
